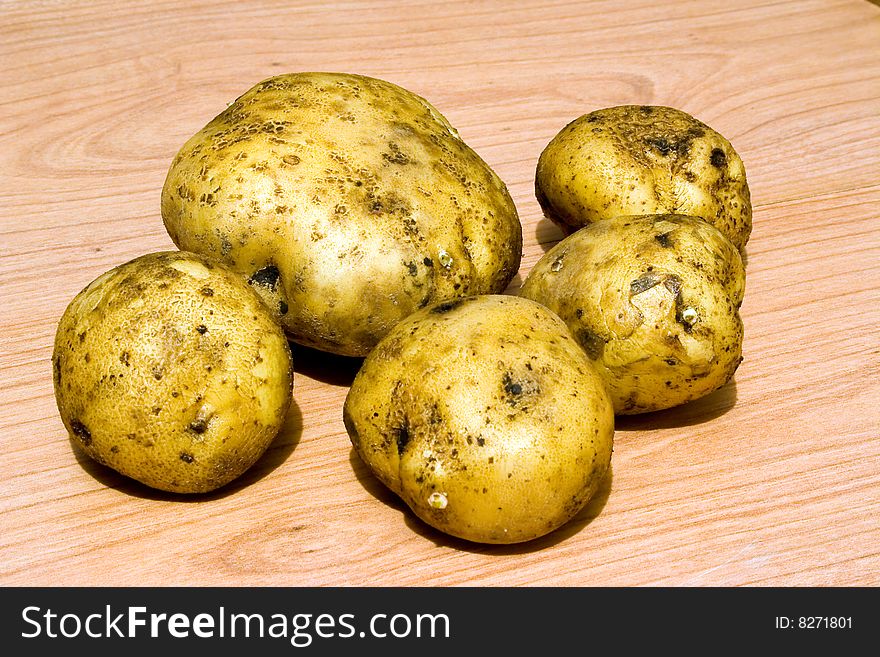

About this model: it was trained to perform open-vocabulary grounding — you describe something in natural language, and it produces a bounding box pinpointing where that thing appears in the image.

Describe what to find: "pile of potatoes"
[53,72,749,544]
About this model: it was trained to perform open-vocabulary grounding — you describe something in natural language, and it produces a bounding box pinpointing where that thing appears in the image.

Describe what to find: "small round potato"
[52,251,293,493]
[536,105,751,251]
[162,72,522,357]
[343,295,614,544]
[521,214,745,415]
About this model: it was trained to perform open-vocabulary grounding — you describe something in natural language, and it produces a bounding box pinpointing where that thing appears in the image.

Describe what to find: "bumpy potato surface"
[52,251,293,493]
[162,72,522,356]
[536,105,751,251]
[520,214,745,414]
[343,295,614,544]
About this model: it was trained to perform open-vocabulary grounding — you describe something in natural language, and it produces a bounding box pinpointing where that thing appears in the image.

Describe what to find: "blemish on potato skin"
[248,265,280,290]
[655,232,673,248]
[70,420,92,446]
[381,142,411,165]
[431,298,466,314]
[646,136,674,156]
[188,409,212,434]
[501,371,539,407]
[576,328,606,360]
[214,229,240,256]
[629,273,661,295]
[676,305,699,332]
[176,184,195,201]
[502,373,522,397]
[663,274,683,296]
[392,421,411,455]
[427,491,448,509]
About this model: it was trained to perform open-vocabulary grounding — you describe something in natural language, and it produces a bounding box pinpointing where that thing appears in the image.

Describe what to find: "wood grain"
[1,0,878,586]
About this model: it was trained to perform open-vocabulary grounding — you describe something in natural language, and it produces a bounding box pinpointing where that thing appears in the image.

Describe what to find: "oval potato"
[52,251,293,493]
[536,105,751,251]
[343,294,614,544]
[162,72,522,356]
[520,214,745,414]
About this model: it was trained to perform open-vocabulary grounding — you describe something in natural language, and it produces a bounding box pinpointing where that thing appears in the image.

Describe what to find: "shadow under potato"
[535,215,565,253]
[349,444,613,555]
[502,271,523,295]
[348,445,408,512]
[69,398,303,502]
[289,341,363,387]
[614,379,738,431]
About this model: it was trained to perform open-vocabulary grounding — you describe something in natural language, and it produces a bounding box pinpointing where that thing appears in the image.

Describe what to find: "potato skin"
[343,295,614,544]
[162,72,522,357]
[536,105,751,251]
[521,214,745,415]
[52,251,293,493]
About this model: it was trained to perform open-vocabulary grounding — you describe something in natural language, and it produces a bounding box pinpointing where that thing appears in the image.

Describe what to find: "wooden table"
[2,0,878,587]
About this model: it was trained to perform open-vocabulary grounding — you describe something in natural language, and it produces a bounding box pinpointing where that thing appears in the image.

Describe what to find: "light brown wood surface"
[1,0,878,587]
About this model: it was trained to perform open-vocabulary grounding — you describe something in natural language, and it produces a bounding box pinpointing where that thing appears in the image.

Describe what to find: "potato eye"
[427,492,448,509]
[248,265,280,290]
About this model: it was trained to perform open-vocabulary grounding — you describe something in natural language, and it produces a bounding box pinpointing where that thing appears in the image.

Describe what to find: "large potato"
[520,214,745,415]
[162,72,522,357]
[536,105,751,251]
[343,295,614,544]
[52,251,293,493]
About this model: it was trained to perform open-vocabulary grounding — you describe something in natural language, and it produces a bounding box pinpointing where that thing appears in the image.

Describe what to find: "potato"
[52,251,293,493]
[161,72,522,357]
[535,105,751,251]
[343,294,614,544]
[520,214,745,415]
